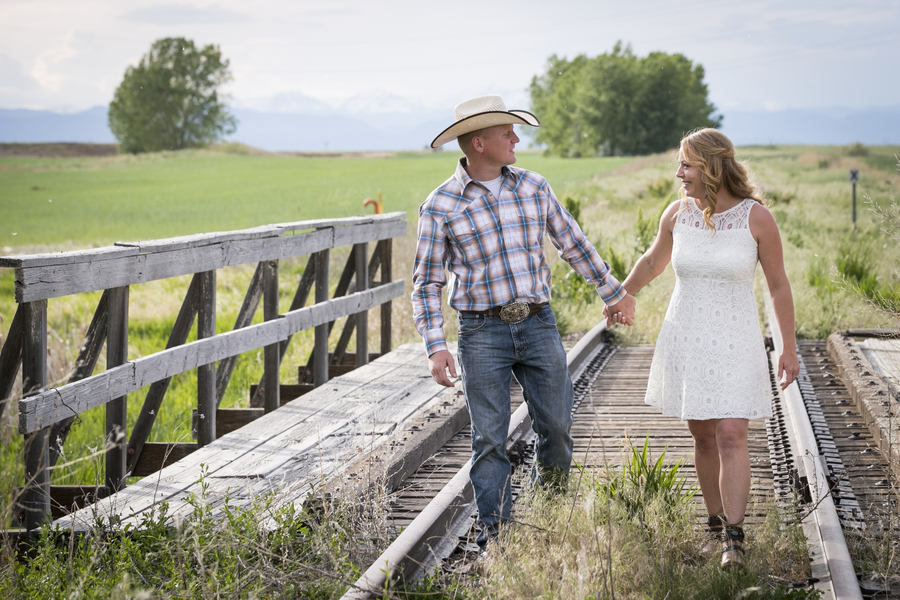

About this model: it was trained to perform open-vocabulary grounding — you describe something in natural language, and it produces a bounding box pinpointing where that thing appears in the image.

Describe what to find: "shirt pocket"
[519,201,543,250]
[445,212,488,266]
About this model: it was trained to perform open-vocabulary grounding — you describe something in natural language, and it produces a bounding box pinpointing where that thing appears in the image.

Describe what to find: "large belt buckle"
[498,301,529,324]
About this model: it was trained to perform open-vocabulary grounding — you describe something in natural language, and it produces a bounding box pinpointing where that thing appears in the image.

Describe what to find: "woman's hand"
[777,351,800,390]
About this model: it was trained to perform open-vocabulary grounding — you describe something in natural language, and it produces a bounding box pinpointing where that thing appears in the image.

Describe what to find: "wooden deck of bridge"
[54,343,457,532]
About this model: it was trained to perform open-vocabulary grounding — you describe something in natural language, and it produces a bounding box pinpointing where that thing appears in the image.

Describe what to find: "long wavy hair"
[679,128,764,230]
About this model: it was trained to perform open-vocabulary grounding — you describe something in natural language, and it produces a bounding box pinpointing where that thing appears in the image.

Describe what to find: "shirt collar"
[454,157,517,190]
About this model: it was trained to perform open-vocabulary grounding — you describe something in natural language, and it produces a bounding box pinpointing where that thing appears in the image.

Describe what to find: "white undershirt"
[477,175,503,199]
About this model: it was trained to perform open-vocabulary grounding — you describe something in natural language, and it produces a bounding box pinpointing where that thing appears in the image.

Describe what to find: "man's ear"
[471,135,484,154]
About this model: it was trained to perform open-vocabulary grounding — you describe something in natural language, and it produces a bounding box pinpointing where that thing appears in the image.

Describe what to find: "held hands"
[603,293,636,328]
[428,349,458,387]
[777,351,800,390]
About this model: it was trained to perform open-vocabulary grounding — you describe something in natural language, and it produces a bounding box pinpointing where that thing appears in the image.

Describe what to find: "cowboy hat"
[431,95,540,148]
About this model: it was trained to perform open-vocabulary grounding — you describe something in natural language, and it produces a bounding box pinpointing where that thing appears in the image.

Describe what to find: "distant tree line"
[530,42,721,157]
[109,37,236,154]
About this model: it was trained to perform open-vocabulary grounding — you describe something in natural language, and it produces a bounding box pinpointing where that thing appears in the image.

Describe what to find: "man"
[411,95,635,548]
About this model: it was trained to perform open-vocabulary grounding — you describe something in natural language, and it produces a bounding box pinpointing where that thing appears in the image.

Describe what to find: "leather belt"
[467,302,547,324]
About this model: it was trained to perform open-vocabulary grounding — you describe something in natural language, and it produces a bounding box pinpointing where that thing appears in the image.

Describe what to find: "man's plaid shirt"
[412,158,626,356]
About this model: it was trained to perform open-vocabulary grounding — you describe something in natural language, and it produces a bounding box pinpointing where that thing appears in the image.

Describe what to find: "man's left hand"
[603,293,636,327]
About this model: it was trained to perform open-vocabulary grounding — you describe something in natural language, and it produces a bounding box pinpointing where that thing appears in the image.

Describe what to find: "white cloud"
[32,31,76,92]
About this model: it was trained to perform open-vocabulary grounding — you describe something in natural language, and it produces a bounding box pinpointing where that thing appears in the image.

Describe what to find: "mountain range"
[1,94,898,151]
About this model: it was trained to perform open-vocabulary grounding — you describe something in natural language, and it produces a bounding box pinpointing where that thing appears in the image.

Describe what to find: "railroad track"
[340,318,899,599]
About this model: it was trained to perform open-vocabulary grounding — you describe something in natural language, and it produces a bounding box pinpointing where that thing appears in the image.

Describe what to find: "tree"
[529,43,721,157]
[109,37,236,153]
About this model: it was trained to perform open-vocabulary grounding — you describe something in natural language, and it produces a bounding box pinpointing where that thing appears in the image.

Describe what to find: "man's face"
[478,124,520,168]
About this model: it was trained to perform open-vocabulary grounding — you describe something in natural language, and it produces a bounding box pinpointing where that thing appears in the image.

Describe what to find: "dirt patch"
[0,143,119,158]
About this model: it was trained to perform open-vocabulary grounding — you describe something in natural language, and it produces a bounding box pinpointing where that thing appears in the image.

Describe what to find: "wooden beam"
[22,300,49,531]
[11,219,406,302]
[314,250,329,387]
[126,275,200,474]
[106,286,129,492]
[331,246,384,367]
[131,443,197,478]
[0,304,24,420]
[381,238,393,355]
[19,281,405,434]
[196,270,216,446]
[262,260,280,414]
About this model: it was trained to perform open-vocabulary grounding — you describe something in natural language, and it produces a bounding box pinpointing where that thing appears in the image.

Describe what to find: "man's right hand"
[428,350,458,387]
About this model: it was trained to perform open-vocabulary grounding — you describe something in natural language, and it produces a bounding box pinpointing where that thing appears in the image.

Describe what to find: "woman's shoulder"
[747,200,778,239]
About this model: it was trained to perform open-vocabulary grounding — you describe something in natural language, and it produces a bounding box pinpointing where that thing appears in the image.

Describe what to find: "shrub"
[845,142,869,157]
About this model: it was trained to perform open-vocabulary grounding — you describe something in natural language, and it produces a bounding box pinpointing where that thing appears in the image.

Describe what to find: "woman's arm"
[605,200,679,326]
[751,203,800,390]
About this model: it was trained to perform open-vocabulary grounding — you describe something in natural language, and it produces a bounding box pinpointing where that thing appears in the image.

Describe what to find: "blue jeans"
[457,304,574,546]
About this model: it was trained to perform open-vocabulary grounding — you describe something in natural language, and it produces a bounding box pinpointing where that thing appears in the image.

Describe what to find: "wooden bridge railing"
[0,212,407,531]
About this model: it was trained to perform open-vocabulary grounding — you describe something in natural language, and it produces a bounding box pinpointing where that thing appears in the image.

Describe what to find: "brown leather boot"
[700,513,725,556]
[720,517,745,569]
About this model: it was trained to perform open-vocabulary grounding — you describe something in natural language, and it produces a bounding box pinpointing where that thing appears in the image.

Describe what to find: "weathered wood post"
[22,300,49,531]
[314,250,329,387]
[263,260,280,414]
[106,286,129,491]
[355,243,369,367]
[197,270,216,445]
[381,239,392,355]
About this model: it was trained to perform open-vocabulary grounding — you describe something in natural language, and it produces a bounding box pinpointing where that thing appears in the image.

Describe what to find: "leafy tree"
[109,37,236,153]
[530,42,721,157]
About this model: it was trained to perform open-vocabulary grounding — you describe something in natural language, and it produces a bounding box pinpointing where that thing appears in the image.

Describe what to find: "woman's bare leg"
[715,418,751,522]
[687,419,723,515]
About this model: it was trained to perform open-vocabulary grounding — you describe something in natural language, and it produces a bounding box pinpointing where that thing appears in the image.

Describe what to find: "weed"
[846,142,869,157]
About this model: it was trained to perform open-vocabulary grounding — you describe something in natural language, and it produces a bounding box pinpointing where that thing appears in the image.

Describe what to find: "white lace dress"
[645,198,772,420]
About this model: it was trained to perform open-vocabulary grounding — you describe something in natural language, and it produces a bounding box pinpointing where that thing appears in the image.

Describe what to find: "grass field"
[0,142,898,597]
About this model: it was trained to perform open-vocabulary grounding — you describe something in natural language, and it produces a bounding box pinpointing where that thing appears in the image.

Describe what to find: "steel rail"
[765,292,862,600]
[341,321,609,599]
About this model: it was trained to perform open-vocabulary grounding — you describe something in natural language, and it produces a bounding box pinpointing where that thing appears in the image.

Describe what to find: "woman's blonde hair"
[679,128,764,229]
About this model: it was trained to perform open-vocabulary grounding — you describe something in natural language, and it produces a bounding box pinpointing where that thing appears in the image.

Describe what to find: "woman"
[606,128,799,568]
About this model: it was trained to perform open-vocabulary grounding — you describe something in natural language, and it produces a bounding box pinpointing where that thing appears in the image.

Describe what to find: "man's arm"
[543,182,635,325]
[411,204,456,385]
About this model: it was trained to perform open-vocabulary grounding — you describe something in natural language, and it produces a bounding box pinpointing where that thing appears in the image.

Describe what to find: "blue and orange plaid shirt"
[412,158,626,356]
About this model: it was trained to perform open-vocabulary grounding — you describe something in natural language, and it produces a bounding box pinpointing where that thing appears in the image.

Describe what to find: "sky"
[1,0,898,116]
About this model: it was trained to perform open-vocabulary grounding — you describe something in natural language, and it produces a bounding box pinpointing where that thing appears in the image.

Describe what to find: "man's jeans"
[457,304,574,547]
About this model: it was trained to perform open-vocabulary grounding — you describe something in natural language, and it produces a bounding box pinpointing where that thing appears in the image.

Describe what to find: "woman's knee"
[688,420,718,452]
[716,421,749,454]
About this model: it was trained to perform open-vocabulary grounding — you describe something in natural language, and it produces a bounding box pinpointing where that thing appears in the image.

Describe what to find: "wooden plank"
[126,275,200,474]
[196,271,216,446]
[314,250,329,387]
[54,343,429,530]
[0,245,139,269]
[131,443,197,478]
[217,262,264,405]
[249,384,313,403]
[216,408,264,437]
[14,220,406,302]
[106,286,129,492]
[272,211,406,234]
[0,304,24,419]
[22,300,49,531]
[19,281,405,433]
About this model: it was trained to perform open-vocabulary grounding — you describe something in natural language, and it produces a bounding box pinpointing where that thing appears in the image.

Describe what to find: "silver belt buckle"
[498,302,530,324]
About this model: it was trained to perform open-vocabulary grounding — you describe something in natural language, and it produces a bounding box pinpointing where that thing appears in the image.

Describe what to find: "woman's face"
[676,151,703,199]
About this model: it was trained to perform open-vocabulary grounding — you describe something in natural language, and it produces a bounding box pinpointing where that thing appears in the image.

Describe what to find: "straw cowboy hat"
[431,95,540,149]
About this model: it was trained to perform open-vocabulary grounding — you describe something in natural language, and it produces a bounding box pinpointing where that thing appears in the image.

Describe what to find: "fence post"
[314,250,329,387]
[381,238,392,355]
[106,286,129,491]
[263,260,280,414]
[22,299,49,531]
[355,243,369,367]
[197,270,216,445]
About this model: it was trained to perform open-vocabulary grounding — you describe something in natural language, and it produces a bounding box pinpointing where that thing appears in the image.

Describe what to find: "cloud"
[0,53,39,91]
[119,3,248,25]
[32,31,76,92]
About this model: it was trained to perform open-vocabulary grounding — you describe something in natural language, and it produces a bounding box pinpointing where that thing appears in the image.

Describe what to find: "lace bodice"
[644,198,772,420]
